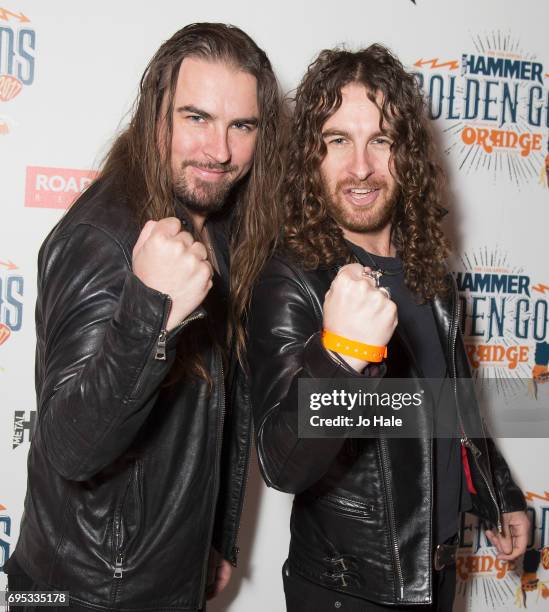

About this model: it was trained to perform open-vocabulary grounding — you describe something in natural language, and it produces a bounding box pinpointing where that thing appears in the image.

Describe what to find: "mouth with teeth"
[344,186,380,206]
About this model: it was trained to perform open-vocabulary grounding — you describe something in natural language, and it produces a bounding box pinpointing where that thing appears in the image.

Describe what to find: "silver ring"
[362,269,382,288]
[379,286,391,300]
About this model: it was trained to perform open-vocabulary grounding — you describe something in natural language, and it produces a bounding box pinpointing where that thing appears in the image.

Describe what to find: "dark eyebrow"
[176,105,259,127]
[322,128,391,140]
[322,128,352,139]
[233,116,259,127]
[177,105,214,120]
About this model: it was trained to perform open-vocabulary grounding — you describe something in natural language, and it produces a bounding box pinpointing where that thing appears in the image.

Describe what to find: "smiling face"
[320,82,399,239]
[169,57,259,217]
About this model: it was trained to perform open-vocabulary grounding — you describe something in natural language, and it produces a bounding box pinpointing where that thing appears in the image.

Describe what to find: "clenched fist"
[132,218,213,331]
[323,264,398,371]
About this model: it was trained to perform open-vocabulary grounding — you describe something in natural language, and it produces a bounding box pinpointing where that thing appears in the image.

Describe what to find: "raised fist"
[132,218,213,331]
[323,264,397,371]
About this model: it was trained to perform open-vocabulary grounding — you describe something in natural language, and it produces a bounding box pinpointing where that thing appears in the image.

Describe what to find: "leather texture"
[11,178,252,611]
[247,252,526,606]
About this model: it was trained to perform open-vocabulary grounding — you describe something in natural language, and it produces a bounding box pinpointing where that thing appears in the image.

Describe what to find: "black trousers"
[283,562,456,612]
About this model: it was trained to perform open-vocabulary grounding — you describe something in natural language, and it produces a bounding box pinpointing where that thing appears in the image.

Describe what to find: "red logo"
[25,166,98,209]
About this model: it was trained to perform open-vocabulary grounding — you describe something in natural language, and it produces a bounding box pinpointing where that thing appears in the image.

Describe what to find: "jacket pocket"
[315,493,374,520]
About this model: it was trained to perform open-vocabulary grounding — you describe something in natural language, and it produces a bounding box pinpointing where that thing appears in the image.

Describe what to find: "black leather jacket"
[9,178,251,611]
[248,253,526,606]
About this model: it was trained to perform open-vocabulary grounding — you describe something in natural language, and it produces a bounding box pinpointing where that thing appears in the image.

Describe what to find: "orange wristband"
[322,330,387,363]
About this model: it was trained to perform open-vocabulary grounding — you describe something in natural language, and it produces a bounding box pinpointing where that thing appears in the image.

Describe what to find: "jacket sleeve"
[452,302,527,517]
[247,257,385,495]
[484,436,527,514]
[35,223,186,481]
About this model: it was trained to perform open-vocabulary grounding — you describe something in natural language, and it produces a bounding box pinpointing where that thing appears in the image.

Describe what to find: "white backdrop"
[1,1,548,610]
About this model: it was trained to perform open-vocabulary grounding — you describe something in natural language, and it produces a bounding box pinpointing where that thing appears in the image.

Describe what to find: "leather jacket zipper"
[449,294,502,533]
[113,553,124,579]
[155,297,205,360]
[113,512,124,579]
[155,330,167,360]
[111,459,142,585]
[379,438,404,600]
[460,436,502,533]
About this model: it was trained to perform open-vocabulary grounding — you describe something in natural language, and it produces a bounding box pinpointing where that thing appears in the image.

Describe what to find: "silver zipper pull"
[461,437,480,457]
[113,554,124,578]
[155,329,167,360]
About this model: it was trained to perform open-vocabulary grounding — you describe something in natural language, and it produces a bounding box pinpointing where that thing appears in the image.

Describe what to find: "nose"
[348,146,374,182]
[204,126,231,165]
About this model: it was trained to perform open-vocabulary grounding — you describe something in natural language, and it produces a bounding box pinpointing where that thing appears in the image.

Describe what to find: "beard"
[322,176,399,234]
[173,160,239,215]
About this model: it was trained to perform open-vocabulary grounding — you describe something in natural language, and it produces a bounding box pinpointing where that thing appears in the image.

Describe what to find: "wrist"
[322,330,387,363]
[334,353,370,373]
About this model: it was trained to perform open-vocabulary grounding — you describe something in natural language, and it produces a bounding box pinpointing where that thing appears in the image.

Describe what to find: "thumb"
[133,220,157,258]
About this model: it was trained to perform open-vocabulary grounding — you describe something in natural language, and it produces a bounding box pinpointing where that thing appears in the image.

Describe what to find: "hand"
[485,511,530,561]
[132,218,213,331]
[205,548,233,600]
[323,264,398,371]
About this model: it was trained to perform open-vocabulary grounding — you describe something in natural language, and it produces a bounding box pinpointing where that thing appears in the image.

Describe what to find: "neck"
[343,224,396,257]
[190,211,207,234]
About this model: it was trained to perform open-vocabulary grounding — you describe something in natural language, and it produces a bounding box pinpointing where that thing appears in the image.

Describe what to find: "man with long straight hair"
[248,44,528,610]
[4,22,283,610]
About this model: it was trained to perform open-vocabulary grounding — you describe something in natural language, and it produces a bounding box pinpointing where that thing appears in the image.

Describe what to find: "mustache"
[335,178,387,191]
[181,160,238,173]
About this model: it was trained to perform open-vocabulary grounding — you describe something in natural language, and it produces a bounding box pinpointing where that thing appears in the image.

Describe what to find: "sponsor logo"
[413,33,548,187]
[0,7,36,103]
[0,503,11,571]
[453,248,548,387]
[457,491,549,607]
[0,259,23,344]
[12,409,35,449]
[25,166,98,209]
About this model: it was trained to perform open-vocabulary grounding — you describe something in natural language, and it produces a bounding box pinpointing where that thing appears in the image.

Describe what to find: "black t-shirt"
[348,243,471,544]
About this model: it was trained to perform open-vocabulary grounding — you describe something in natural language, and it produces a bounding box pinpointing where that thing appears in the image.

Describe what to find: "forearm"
[38,273,176,480]
[254,332,385,494]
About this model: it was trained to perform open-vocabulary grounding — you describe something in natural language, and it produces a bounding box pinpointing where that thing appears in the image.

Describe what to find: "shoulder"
[37,177,141,279]
[257,251,329,298]
[259,250,335,284]
[259,250,305,280]
[43,176,140,260]
[253,250,335,320]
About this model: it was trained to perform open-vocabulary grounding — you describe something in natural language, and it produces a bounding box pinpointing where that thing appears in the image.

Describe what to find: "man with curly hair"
[247,44,529,610]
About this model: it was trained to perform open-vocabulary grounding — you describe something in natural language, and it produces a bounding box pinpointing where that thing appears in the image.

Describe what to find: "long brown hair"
[98,23,284,381]
[283,44,449,301]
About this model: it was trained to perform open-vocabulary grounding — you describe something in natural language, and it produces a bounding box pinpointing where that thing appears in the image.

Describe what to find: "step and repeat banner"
[1,1,547,610]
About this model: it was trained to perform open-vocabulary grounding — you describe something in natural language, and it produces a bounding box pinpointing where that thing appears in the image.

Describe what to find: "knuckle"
[163,217,181,233]
[182,230,194,244]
